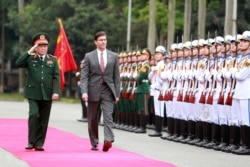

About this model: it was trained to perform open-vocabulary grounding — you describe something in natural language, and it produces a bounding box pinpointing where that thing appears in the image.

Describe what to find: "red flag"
[54,18,77,90]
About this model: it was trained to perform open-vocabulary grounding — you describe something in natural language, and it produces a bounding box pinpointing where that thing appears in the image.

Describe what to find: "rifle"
[225,76,236,105]
[188,39,200,103]
[206,55,218,105]
[199,33,210,104]
[123,63,132,99]
[183,37,193,103]
[177,36,185,102]
[225,38,239,106]
[156,61,165,101]
[128,51,139,100]
[199,60,210,104]
[188,63,198,103]
[217,49,227,105]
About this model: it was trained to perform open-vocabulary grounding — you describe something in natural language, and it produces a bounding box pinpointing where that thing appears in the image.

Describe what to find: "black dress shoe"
[134,128,146,133]
[203,141,220,149]
[35,146,44,151]
[213,142,229,151]
[91,145,99,151]
[25,144,34,150]
[148,131,162,137]
[77,118,88,122]
[232,145,250,155]
[222,144,239,153]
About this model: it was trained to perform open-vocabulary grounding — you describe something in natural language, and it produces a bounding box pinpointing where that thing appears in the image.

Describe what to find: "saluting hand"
[28,44,38,55]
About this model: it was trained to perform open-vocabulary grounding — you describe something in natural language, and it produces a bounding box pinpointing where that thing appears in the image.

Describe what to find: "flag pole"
[58,18,63,28]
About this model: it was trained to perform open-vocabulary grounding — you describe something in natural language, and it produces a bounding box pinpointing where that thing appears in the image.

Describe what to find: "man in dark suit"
[16,33,60,151]
[80,31,120,152]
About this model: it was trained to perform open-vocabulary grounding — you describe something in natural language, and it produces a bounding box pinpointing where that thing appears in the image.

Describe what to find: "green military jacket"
[16,52,60,100]
[136,61,150,94]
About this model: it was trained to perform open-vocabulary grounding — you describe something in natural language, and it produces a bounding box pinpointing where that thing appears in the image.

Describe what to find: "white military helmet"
[214,36,224,45]
[155,45,167,57]
[224,35,234,44]
[170,43,178,51]
[232,34,242,43]
[242,31,250,41]
[204,38,214,46]
[183,41,192,49]
[176,43,183,50]
[198,39,206,47]
[192,40,199,47]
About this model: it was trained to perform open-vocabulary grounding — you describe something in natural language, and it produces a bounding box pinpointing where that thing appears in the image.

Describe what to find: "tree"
[167,0,176,50]
[184,0,191,42]
[147,0,156,52]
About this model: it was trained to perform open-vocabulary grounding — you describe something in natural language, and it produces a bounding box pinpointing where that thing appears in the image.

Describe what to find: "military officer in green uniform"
[134,49,151,133]
[16,33,60,151]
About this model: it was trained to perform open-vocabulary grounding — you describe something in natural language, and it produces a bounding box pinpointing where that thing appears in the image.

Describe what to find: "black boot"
[233,126,250,155]
[161,117,174,140]
[170,118,180,141]
[148,116,163,137]
[134,115,148,133]
[195,122,211,147]
[204,124,220,149]
[188,121,203,145]
[176,120,188,142]
[214,125,230,151]
[181,120,195,143]
[222,125,240,153]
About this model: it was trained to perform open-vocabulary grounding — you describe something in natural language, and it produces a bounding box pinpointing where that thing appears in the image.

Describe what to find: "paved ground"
[0,100,249,167]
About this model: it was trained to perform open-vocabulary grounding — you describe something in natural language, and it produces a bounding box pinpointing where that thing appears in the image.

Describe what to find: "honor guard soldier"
[117,52,128,130]
[212,35,234,151]
[178,41,192,143]
[148,45,167,137]
[222,34,242,153]
[232,31,250,155]
[134,49,151,133]
[161,43,178,140]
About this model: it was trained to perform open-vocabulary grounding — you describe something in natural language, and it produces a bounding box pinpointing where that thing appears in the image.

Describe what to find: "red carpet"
[0,119,176,167]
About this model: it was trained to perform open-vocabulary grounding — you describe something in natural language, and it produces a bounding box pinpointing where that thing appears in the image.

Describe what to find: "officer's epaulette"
[47,54,57,59]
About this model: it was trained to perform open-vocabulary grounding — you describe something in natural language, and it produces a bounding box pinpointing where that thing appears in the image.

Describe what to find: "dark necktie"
[100,52,104,72]
[40,56,43,61]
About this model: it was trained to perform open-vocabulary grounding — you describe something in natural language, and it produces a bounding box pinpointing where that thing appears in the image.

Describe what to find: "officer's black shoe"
[213,142,229,151]
[203,141,220,149]
[146,124,155,129]
[77,118,88,122]
[188,138,201,145]
[174,135,186,142]
[232,145,250,155]
[222,144,239,153]
[134,128,146,133]
[180,136,194,144]
[162,127,168,132]
[148,131,162,137]
[195,139,210,147]
[161,134,172,140]
[35,146,44,151]
[167,134,179,141]
[25,143,34,150]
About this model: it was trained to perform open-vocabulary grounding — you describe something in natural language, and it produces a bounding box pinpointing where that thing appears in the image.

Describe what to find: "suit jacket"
[80,49,120,101]
[15,52,60,100]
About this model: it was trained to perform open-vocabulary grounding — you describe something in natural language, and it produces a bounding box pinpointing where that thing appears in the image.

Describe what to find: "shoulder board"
[47,54,57,58]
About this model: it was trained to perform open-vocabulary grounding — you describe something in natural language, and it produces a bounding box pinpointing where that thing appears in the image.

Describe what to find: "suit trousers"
[28,99,52,146]
[87,83,114,146]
